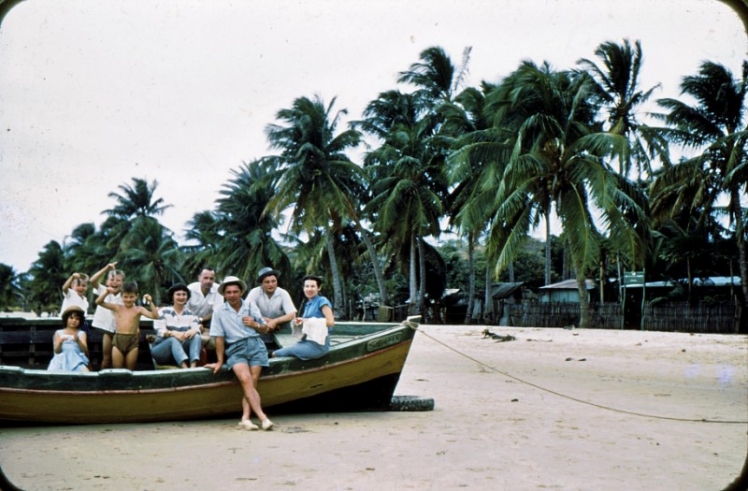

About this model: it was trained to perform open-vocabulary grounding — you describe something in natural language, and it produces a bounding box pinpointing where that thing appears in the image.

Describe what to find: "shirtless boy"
[95,282,159,370]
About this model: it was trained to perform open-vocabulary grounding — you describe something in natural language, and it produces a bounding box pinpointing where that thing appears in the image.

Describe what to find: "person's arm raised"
[90,262,117,288]
[95,287,118,311]
[61,273,78,294]
[140,294,160,320]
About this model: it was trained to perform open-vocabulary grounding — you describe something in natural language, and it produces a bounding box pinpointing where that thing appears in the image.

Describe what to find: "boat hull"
[0,319,418,424]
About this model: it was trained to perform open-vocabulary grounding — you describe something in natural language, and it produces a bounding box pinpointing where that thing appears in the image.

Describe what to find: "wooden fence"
[641,301,738,333]
[508,301,739,333]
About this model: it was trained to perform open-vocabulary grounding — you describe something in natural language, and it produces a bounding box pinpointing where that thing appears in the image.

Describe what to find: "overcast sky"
[0,0,745,273]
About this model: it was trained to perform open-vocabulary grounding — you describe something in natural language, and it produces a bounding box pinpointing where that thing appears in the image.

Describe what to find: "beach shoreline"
[1,325,746,491]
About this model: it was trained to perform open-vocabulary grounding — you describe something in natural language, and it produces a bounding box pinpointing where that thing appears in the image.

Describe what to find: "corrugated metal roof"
[490,282,524,299]
[539,279,596,290]
[623,276,741,289]
[441,282,524,306]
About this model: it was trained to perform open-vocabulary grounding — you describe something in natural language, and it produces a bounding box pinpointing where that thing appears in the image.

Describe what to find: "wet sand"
[1,325,746,491]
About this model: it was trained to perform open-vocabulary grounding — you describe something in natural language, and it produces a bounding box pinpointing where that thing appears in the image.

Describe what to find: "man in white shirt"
[245,267,297,348]
[186,267,224,347]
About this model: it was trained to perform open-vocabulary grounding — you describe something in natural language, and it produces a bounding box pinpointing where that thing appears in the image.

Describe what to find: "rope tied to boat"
[417,328,748,425]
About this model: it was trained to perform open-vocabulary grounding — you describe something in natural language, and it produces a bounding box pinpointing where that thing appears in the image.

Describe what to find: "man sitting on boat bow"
[204,276,274,431]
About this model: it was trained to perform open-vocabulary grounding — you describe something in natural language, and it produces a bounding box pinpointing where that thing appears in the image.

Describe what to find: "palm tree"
[360,89,445,316]
[211,160,291,281]
[650,61,748,327]
[182,210,222,279]
[355,47,461,317]
[477,61,648,327]
[577,39,660,179]
[101,177,172,253]
[577,40,663,298]
[263,95,388,316]
[397,45,460,107]
[442,82,500,322]
[63,222,111,278]
[104,177,172,219]
[27,240,67,313]
[0,263,23,311]
[654,218,715,300]
[119,219,184,305]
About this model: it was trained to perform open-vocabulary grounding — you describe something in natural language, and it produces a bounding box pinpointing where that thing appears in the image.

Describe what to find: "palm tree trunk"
[326,234,343,318]
[545,211,552,285]
[575,271,592,328]
[417,235,427,319]
[153,272,162,306]
[358,225,390,306]
[567,231,592,327]
[484,265,493,323]
[687,257,693,303]
[409,235,417,316]
[464,234,476,324]
[563,233,591,326]
[599,261,604,304]
[731,188,748,333]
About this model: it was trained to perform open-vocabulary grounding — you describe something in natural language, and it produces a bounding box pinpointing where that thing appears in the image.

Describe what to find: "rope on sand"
[418,329,748,425]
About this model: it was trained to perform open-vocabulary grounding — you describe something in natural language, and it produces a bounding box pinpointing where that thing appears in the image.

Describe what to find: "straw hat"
[61,305,85,323]
[218,276,248,295]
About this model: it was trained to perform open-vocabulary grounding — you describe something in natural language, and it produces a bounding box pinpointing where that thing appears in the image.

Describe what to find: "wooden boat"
[0,315,420,424]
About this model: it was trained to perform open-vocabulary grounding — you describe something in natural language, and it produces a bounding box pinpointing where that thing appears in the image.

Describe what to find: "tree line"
[1,40,746,329]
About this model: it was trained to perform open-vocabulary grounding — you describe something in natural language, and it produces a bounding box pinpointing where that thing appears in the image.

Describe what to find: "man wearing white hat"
[246,267,297,349]
[205,276,274,431]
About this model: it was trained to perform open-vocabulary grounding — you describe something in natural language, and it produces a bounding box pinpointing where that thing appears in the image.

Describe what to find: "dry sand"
[1,325,746,491]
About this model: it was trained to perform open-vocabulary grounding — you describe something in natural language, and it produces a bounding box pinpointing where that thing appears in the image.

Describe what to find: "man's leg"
[249,364,274,430]
[233,363,259,429]
[232,363,268,422]
[241,397,250,421]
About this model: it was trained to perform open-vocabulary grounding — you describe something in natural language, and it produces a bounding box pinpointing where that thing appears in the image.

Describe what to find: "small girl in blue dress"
[48,305,90,372]
[271,275,334,360]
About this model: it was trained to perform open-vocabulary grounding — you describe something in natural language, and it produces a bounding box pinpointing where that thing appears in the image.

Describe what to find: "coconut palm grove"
[2,41,747,331]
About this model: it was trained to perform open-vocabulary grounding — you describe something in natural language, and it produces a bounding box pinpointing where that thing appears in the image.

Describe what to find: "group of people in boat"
[50,264,335,430]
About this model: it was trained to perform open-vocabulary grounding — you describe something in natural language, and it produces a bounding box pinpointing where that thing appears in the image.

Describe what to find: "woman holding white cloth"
[271,275,333,360]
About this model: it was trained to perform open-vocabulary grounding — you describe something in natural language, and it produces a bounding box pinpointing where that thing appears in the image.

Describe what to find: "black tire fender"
[389,395,435,411]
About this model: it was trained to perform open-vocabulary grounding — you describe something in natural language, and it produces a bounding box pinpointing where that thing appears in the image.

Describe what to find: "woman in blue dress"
[271,275,334,360]
[48,305,90,372]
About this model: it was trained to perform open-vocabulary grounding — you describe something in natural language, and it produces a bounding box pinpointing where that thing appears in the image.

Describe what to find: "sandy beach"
[1,324,746,491]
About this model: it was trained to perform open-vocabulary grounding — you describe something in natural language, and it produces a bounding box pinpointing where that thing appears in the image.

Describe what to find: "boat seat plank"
[0,331,54,344]
[273,333,359,348]
[273,333,299,348]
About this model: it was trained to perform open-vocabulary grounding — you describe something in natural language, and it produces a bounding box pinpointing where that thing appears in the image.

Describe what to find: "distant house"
[442,282,524,324]
[622,276,741,290]
[621,276,741,304]
[538,279,596,303]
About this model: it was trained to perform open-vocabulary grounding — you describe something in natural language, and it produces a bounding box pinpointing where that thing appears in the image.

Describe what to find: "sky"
[0,0,745,274]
